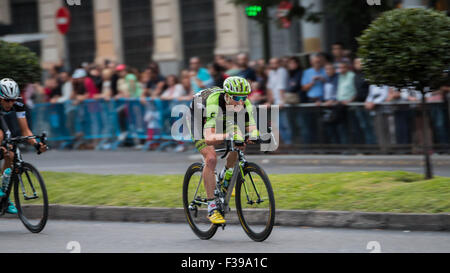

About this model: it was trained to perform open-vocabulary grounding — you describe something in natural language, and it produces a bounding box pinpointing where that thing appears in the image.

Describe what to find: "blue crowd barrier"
[30,99,193,151]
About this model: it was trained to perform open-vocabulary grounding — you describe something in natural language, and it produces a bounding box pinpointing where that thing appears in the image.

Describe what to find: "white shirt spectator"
[57,81,73,103]
[366,85,389,104]
[267,67,288,105]
[160,84,186,100]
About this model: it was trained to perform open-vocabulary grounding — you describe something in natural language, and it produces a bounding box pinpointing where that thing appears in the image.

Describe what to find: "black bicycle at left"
[0,133,49,233]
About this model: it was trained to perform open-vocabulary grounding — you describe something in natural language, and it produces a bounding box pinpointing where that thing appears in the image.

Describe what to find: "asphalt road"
[23,150,450,176]
[0,220,449,253]
[5,150,446,254]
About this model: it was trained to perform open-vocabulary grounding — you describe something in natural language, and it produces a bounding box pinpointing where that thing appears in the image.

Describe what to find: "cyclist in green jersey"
[189,77,260,225]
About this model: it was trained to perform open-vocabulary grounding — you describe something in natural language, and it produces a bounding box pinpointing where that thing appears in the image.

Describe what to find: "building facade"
[0,0,448,74]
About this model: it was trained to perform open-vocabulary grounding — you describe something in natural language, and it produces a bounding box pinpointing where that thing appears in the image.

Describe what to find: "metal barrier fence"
[30,99,191,151]
[275,101,449,154]
[28,99,450,154]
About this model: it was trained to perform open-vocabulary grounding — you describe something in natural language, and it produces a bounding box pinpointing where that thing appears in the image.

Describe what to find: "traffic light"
[245,5,262,17]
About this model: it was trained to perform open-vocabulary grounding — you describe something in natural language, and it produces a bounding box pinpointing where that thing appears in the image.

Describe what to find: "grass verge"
[40,171,450,214]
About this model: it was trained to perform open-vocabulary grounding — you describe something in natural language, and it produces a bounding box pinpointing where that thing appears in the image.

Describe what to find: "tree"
[0,41,41,89]
[357,8,450,179]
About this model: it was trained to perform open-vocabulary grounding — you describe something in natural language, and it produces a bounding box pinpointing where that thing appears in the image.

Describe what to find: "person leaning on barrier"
[56,71,74,103]
[0,79,48,214]
[353,58,370,103]
[301,54,326,103]
[72,68,99,104]
[336,61,357,105]
[365,85,390,111]
[160,75,187,101]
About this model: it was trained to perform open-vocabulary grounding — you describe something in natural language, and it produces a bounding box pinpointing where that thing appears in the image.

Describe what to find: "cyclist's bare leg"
[225,151,238,169]
[200,145,217,200]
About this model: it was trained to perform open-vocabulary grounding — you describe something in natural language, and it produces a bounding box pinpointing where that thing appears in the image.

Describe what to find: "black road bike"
[183,133,276,242]
[0,133,49,233]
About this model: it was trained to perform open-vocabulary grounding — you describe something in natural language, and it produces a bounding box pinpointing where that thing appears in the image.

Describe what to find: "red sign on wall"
[56,7,71,35]
[277,1,293,28]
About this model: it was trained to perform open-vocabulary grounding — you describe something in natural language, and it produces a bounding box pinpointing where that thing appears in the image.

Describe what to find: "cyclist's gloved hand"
[34,143,41,152]
[34,142,47,154]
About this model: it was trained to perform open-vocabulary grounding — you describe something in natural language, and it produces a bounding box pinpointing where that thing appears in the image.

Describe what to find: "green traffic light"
[246,5,262,17]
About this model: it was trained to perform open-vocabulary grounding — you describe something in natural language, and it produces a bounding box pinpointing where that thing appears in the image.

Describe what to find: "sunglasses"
[232,96,247,102]
[3,99,16,103]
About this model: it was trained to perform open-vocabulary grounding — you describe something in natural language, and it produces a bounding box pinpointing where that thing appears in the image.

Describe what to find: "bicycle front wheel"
[183,163,218,240]
[14,163,49,233]
[235,162,275,242]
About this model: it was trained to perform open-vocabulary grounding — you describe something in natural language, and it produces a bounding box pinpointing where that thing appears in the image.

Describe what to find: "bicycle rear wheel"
[14,163,49,233]
[183,163,218,240]
[235,162,275,242]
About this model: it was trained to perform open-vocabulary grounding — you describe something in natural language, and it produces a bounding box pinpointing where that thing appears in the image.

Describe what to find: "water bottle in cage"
[1,168,12,193]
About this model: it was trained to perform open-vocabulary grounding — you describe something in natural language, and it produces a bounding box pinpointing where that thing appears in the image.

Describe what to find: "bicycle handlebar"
[219,131,276,159]
[3,132,49,155]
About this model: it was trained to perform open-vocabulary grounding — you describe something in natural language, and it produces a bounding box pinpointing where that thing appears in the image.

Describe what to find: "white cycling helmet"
[0,78,20,100]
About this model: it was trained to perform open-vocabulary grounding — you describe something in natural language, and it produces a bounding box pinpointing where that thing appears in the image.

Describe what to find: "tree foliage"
[357,8,450,90]
[0,41,41,89]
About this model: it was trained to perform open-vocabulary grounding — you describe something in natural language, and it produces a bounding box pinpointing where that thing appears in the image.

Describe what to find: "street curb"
[15,205,449,232]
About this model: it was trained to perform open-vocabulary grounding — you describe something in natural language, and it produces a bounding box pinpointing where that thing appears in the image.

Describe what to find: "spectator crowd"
[22,42,450,151]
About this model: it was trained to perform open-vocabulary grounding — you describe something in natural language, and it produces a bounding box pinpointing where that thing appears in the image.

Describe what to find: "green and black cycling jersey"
[189,87,257,149]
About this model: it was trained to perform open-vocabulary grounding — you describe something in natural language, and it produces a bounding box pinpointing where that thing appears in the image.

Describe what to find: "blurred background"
[0,0,449,154]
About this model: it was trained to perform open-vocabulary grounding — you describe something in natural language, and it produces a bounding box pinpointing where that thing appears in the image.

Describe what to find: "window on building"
[65,0,96,70]
[180,0,216,67]
[9,0,40,56]
[120,0,154,71]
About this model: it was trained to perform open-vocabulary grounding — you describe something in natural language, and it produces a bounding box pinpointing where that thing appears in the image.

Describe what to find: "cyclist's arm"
[17,114,37,146]
[245,100,258,132]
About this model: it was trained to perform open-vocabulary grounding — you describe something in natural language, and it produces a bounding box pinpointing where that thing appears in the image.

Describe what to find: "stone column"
[93,0,123,64]
[38,0,65,70]
[152,0,183,75]
[214,0,249,56]
[300,0,325,53]
[0,0,11,24]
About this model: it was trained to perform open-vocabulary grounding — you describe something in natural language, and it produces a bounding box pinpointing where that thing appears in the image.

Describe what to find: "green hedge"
[358,8,450,89]
[0,41,41,89]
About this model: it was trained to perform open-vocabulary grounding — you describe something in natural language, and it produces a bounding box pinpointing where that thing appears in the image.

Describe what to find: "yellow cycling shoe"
[208,210,226,225]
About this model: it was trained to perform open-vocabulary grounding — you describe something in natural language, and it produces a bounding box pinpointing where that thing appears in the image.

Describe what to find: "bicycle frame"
[190,131,275,222]
[222,150,246,214]
[197,140,257,218]
[15,147,39,201]
[0,134,48,207]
